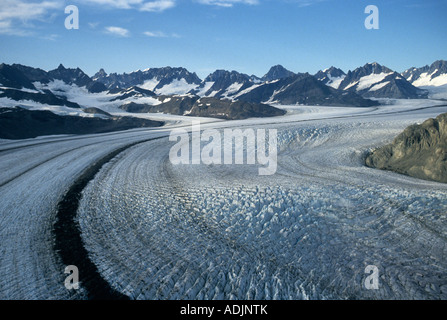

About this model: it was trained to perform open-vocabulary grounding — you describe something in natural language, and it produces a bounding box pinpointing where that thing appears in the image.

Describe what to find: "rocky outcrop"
[0,88,81,109]
[186,97,286,120]
[120,96,286,120]
[0,107,164,140]
[365,112,447,183]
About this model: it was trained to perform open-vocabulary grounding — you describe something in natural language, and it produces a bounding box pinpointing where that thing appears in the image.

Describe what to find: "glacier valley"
[1,100,447,300]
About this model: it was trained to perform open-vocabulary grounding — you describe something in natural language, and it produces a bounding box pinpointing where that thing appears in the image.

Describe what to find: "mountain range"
[1,60,447,139]
[401,60,447,99]
[89,60,446,101]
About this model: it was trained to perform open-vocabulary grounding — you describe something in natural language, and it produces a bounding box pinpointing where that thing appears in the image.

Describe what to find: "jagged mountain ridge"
[262,65,296,82]
[336,62,427,99]
[93,66,202,94]
[0,62,288,124]
[3,63,107,94]
[1,60,446,139]
[237,73,378,107]
[402,60,447,86]
[0,63,38,90]
[194,69,254,98]
[314,67,346,89]
[2,61,446,113]
[400,60,447,99]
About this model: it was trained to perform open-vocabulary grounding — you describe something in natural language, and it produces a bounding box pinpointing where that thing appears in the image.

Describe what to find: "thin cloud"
[284,0,327,8]
[196,0,259,7]
[143,30,167,37]
[41,33,60,41]
[105,26,130,37]
[0,0,61,21]
[79,0,144,9]
[0,19,31,36]
[79,0,176,11]
[0,0,62,36]
[143,30,180,37]
[88,22,100,29]
[140,0,176,12]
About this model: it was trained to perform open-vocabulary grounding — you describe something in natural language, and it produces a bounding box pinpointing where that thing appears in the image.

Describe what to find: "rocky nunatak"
[365,112,447,183]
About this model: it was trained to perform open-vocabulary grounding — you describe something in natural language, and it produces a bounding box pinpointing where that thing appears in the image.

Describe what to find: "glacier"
[1,99,447,299]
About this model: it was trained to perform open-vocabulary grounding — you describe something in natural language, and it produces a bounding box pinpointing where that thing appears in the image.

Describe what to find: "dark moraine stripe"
[54,137,163,300]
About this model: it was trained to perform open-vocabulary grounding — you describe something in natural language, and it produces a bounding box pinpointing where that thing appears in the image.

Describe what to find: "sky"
[0,0,446,79]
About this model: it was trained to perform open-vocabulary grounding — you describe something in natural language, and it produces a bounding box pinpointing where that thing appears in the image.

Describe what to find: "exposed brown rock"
[365,113,447,183]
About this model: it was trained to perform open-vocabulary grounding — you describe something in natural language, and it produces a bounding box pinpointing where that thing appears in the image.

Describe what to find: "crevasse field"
[1,100,447,300]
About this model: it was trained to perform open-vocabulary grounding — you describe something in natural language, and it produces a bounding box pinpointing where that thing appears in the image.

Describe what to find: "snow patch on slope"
[222,82,244,98]
[196,82,215,96]
[33,80,112,109]
[140,79,160,91]
[325,74,346,89]
[356,73,392,91]
[369,81,390,92]
[155,79,198,95]
[413,72,447,87]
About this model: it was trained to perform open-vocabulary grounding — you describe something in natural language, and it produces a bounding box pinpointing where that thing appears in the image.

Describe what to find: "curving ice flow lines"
[2,101,445,299]
[76,113,447,300]
[53,137,163,300]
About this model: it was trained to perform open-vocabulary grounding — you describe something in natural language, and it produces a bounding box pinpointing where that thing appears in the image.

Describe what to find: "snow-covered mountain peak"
[314,67,346,89]
[336,63,426,99]
[402,60,447,99]
[403,60,447,87]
